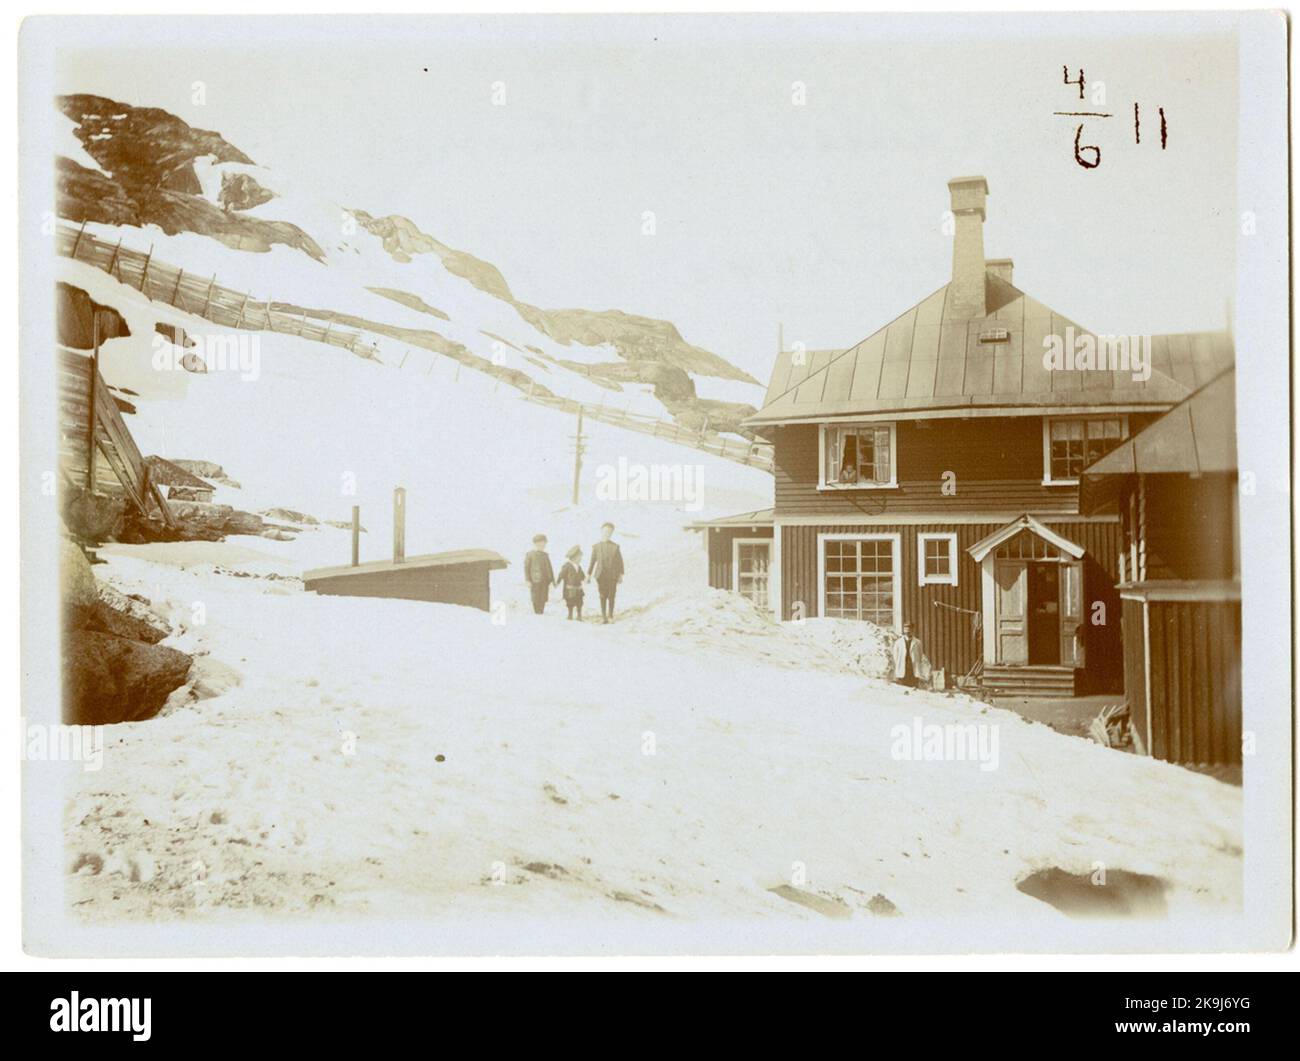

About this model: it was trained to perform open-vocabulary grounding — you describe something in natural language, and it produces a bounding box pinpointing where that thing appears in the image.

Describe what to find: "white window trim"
[818,422,899,490]
[917,532,959,587]
[731,537,772,605]
[1041,414,1129,486]
[816,532,902,631]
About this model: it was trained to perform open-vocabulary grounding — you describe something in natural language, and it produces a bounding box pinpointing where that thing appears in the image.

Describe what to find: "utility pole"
[571,408,586,506]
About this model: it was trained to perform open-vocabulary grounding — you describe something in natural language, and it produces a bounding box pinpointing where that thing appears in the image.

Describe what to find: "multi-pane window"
[823,537,896,625]
[822,424,895,488]
[734,541,771,609]
[1046,417,1124,482]
[918,533,958,586]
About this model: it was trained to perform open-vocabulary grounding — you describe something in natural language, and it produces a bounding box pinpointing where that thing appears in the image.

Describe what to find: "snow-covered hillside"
[56,94,766,438]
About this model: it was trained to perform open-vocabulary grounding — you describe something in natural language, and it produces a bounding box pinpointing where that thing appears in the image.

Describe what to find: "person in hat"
[523,534,555,615]
[555,545,586,621]
[587,521,625,624]
[892,621,925,688]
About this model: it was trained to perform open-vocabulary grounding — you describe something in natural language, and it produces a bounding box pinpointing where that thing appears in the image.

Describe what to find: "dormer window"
[819,423,898,490]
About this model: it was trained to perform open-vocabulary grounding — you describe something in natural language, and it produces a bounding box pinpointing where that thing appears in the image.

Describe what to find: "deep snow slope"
[56,94,765,433]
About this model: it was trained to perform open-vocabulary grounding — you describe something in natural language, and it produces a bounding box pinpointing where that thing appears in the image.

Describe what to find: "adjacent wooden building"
[1080,369,1240,765]
[694,176,1233,698]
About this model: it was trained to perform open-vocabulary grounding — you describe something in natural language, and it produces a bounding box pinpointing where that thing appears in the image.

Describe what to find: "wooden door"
[995,560,1028,665]
[1059,560,1083,667]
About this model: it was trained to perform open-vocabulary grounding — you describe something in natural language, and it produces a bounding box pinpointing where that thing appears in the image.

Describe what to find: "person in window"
[587,522,625,624]
[555,546,586,621]
[892,621,925,688]
[523,534,555,615]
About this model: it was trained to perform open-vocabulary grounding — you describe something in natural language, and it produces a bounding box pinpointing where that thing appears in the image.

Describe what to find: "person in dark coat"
[587,522,625,623]
[524,534,555,615]
[555,545,586,621]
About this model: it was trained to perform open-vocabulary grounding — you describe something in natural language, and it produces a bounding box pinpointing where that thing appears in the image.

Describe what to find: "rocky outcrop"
[57,96,323,261]
[169,459,241,488]
[61,540,190,725]
[61,483,126,544]
[219,171,275,211]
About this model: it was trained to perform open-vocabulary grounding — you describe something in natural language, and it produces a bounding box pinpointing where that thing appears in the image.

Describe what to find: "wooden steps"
[983,664,1078,698]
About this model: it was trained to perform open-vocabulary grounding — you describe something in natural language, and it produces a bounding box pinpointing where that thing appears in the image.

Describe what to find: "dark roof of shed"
[303,548,509,582]
[746,274,1234,426]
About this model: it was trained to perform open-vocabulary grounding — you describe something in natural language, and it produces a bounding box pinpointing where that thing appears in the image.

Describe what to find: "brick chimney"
[947,176,989,319]
[986,258,1014,285]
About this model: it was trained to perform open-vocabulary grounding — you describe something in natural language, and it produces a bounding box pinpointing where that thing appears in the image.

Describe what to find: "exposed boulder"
[63,629,191,725]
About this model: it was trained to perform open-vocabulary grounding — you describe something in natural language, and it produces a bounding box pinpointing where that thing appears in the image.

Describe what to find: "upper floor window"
[820,423,897,489]
[1043,416,1127,484]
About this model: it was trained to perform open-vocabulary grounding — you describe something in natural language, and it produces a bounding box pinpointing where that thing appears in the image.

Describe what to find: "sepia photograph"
[11,6,1293,988]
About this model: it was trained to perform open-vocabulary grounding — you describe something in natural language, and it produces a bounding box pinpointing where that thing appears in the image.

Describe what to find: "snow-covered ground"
[64,530,1242,933]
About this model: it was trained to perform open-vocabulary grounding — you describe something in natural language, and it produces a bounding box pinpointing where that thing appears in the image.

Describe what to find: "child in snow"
[524,534,555,615]
[556,546,585,621]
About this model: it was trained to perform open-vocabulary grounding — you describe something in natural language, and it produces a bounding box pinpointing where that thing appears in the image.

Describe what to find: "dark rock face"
[219,171,275,211]
[61,484,126,544]
[56,96,323,261]
[62,629,191,725]
[60,541,191,725]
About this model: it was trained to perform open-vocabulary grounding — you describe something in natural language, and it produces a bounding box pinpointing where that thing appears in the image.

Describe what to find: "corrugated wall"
[1147,598,1242,765]
[779,519,1122,687]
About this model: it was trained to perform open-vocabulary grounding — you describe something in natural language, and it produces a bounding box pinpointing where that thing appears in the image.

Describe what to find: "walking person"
[524,534,555,615]
[587,521,625,624]
[555,546,586,621]
[892,621,925,688]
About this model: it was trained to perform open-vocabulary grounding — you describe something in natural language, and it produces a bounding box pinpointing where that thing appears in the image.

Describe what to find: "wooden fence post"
[139,244,154,298]
[70,220,87,260]
[170,268,185,306]
[392,487,406,564]
[201,275,217,318]
[106,238,122,278]
[351,505,360,568]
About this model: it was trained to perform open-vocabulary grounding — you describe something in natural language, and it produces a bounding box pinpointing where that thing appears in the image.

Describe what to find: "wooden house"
[694,176,1233,696]
[1079,368,1240,764]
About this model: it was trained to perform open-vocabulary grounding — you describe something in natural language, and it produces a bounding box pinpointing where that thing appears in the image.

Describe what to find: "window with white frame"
[917,532,958,587]
[820,423,897,489]
[821,534,899,626]
[1043,416,1126,483]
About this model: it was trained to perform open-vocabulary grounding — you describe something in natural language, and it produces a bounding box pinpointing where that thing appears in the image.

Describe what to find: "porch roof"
[686,508,774,531]
[967,514,1086,563]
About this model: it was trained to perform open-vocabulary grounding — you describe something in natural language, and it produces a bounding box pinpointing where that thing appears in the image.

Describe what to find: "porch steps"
[983,664,1078,698]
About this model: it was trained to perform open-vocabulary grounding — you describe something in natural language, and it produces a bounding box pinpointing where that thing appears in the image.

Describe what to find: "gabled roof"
[967,514,1086,563]
[747,273,1234,427]
[1079,368,1236,514]
[303,549,509,582]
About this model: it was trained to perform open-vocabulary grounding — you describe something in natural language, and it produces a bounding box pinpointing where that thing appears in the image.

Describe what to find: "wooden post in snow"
[392,487,406,564]
[351,505,360,568]
[139,244,154,298]
[201,274,217,318]
[85,311,99,489]
[170,268,185,306]
[70,220,87,260]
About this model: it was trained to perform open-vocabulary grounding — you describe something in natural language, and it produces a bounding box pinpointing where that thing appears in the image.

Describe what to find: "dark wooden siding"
[304,562,495,611]
[1144,598,1242,765]
[1141,474,1238,581]
[1122,598,1149,752]
[704,526,774,590]
[771,415,1159,520]
[779,519,1122,688]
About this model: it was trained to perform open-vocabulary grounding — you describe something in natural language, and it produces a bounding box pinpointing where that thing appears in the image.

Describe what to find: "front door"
[1027,562,1061,664]
[734,540,771,609]
[994,560,1028,665]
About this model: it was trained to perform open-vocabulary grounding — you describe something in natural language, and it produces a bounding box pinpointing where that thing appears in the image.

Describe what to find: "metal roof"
[747,274,1234,426]
[686,507,775,530]
[303,549,510,582]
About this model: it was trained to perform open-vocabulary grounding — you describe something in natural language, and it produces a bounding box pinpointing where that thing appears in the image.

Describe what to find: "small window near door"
[917,532,958,587]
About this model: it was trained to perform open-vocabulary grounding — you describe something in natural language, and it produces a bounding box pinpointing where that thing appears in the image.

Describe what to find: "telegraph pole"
[571,408,586,505]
